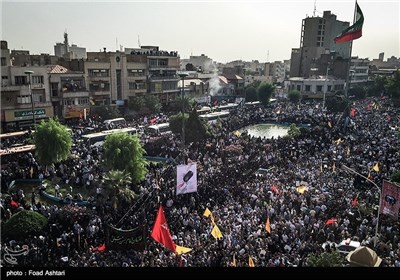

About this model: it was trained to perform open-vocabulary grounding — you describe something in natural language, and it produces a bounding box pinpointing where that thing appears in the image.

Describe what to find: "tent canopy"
[346,246,382,267]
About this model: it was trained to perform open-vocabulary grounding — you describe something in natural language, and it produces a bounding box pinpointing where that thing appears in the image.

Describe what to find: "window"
[51,83,59,97]
[15,76,27,85]
[317,85,323,92]
[128,69,145,77]
[128,82,136,90]
[78,98,89,105]
[88,69,109,77]
[296,85,301,91]
[32,76,44,84]
[1,57,6,66]
[327,85,332,91]
[305,85,311,91]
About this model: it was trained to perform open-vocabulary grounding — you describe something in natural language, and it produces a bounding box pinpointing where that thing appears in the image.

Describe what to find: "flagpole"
[341,164,382,248]
[344,0,357,117]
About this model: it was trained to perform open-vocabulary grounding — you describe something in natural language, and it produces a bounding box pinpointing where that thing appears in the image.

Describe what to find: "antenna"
[138,35,141,48]
[267,50,269,62]
[313,0,316,17]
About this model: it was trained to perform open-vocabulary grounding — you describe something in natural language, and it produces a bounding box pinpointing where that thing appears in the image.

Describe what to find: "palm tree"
[102,170,137,209]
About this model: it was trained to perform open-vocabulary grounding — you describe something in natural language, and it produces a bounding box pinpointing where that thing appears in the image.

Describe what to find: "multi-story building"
[54,32,87,60]
[181,54,214,73]
[285,76,345,99]
[290,10,351,78]
[349,57,369,87]
[48,65,90,120]
[85,46,180,106]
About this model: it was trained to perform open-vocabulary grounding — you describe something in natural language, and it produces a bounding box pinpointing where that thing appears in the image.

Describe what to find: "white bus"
[146,123,171,136]
[103,117,126,128]
[199,111,230,124]
[82,127,138,146]
[196,106,212,114]
[216,103,239,111]
[244,101,261,107]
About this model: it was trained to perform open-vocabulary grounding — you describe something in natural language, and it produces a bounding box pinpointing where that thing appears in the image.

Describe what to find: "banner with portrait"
[380,180,400,219]
[176,163,197,195]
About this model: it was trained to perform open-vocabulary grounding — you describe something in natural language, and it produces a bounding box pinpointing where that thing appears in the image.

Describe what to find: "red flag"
[97,243,106,251]
[151,205,176,252]
[325,219,337,225]
[351,196,358,208]
[150,118,156,124]
[271,184,279,194]
[10,199,19,208]
[351,108,356,117]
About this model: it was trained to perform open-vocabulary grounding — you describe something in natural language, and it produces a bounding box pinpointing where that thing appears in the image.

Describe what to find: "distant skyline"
[1,0,399,63]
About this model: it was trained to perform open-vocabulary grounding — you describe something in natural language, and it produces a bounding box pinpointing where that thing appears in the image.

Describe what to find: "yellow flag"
[265,217,271,233]
[234,130,241,137]
[332,162,336,172]
[328,121,332,128]
[211,225,223,239]
[296,186,308,194]
[175,245,192,255]
[373,163,379,172]
[335,138,342,145]
[232,254,236,267]
[249,256,255,267]
[203,208,212,218]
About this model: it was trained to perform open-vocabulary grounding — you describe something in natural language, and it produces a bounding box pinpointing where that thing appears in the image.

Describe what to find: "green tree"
[257,83,275,106]
[168,112,189,136]
[103,132,148,184]
[385,70,400,99]
[91,105,121,120]
[349,86,367,100]
[367,76,387,97]
[287,123,301,139]
[185,109,210,144]
[391,170,400,184]
[128,96,145,112]
[175,95,195,112]
[246,80,261,89]
[325,96,349,113]
[33,118,72,166]
[288,90,301,103]
[307,251,343,267]
[102,170,137,209]
[3,210,47,238]
[144,95,162,114]
[245,86,258,102]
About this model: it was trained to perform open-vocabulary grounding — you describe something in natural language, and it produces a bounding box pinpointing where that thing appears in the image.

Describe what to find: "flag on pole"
[232,254,237,267]
[211,225,223,240]
[325,219,337,225]
[175,245,192,255]
[97,243,106,251]
[10,199,19,208]
[151,205,176,252]
[203,207,215,224]
[351,195,358,208]
[248,256,255,267]
[351,108,356,117]
[334,2,364,43]
[373,163,379,172]
[271,184,279,194]
[265,217,271,233]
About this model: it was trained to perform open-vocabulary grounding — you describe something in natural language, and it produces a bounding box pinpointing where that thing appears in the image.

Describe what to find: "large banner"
[106,225,146,251]
[176,163,197,195]
[380,180,400,219]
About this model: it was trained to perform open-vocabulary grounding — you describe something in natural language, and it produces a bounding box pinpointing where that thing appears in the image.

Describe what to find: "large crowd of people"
[1,96,399,267]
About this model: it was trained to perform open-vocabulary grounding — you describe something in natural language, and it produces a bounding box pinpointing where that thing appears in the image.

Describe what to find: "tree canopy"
[257,83,275,106]
[3,210,48,239]
[33,118,73,166]
[288,90,301,103]
[103,132,148,184]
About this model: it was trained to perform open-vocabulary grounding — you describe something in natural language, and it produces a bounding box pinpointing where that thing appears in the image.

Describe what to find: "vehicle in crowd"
[82,127,138,147]
[103,117,127,128]
[199,111,230,124]
[146,123,171,136]
[322,239,361,255]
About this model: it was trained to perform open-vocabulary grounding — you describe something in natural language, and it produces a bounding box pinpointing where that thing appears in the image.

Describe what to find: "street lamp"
[25,70,35,126]
[341,164,381,247]
[178,72,188,163]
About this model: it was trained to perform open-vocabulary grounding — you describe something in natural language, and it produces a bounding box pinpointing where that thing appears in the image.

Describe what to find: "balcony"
[63,91,89,98]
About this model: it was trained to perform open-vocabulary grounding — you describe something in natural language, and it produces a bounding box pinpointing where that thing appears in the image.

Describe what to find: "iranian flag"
[334,2,364,43]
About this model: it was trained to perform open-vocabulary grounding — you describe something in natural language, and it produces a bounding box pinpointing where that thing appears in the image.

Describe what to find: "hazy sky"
[1,0,399,63]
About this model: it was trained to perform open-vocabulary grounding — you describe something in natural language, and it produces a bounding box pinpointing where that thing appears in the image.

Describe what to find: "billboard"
[380,180,400,219]
[176,163,197,195]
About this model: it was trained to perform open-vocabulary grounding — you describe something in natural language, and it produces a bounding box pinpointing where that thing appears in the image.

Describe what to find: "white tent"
[346,246,382,267]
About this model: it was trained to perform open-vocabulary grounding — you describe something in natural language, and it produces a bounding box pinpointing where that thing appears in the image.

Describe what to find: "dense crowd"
[1,96,399,267]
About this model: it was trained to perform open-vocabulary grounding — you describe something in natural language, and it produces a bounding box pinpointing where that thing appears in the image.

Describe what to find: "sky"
[1,0,399,63]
